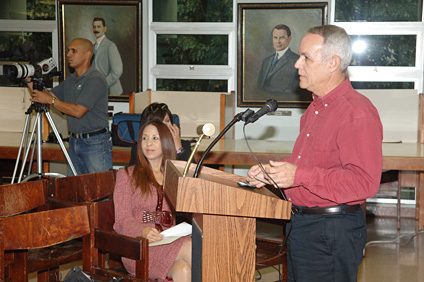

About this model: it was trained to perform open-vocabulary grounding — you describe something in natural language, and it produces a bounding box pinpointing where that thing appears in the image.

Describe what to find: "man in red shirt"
[247,25,383,282]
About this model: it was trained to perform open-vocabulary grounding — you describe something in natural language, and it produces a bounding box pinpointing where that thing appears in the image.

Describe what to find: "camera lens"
[14,64,35,79]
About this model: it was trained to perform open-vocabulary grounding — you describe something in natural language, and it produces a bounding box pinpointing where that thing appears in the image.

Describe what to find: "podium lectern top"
[164,160,291,220]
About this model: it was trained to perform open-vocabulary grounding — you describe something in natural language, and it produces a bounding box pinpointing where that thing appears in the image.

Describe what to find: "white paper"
[149,222,192,247]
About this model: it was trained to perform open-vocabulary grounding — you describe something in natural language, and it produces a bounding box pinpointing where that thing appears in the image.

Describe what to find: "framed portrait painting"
[237,3,327,107]
[57,0,142,102]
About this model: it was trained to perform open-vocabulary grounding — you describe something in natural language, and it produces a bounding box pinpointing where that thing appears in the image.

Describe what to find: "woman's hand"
[168,123,183,150]
[141,227,164,243]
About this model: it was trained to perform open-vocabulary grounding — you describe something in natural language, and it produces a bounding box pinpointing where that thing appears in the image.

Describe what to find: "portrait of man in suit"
[92,17,123,95]
[257,24,301,98]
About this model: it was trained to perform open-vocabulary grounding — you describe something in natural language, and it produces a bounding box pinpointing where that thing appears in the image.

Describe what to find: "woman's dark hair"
[126,120,177,195]
[140,102,174,127]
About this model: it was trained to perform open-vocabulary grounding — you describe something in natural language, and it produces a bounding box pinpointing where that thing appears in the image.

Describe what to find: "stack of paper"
[149,222,192,247]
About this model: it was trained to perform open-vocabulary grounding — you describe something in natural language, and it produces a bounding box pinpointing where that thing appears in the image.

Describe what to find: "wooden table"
[1,140,424,230]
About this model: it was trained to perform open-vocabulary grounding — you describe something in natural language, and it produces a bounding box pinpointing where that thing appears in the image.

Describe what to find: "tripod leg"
[44,111,78,176]
[11,111,32,184]
[18,113,41,182]
[27,135,37,177]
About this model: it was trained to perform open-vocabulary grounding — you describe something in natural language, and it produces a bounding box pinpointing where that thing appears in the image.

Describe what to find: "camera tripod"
[12,102,77,183]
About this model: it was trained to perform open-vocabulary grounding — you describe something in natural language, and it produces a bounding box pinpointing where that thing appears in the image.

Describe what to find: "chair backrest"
[96,199,115,231]
[2,205,90,250]
[0,179,91,281]
[51,170,117,202]
[129,89,235,139]
[0,87,34,146]
[361,89,419,142]
[0,180,46,217]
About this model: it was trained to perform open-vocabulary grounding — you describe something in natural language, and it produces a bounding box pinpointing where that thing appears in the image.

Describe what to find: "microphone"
[245,99,278,124]
[201,123,216,137]
[182,123,215,177]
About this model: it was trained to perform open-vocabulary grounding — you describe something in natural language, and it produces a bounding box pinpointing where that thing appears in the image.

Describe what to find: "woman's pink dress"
[113,167,186,281]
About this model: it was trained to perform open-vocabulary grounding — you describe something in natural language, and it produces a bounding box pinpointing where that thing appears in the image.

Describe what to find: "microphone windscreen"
[202,123,215,136]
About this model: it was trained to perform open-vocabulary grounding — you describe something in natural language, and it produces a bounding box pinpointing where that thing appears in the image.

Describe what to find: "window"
[157,78,227,92]
[333,0,423,92]
[0,1,56,87]
[149,0,234,92]
[0,0,55,20]
[153,0,232,22]
[335,0,423,22]
[0,31,53,87]
[350,35,416,67]
[157,34,228,65]
[351,81,415,89]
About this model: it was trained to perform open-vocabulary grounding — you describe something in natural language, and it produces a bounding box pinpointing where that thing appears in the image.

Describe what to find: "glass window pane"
[0,0,55,20]
[153,0,232,22]
[352,82,415,89]
[335,0,422,22]
[157,34,228,65]
[0,32,53,87]
[350,35,416,67]
[156,79,228,92]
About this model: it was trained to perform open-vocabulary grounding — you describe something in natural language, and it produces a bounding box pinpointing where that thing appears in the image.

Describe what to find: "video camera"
[0,57,58,80]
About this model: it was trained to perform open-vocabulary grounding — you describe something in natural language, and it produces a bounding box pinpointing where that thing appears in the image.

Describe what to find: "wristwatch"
[51,97,56,107]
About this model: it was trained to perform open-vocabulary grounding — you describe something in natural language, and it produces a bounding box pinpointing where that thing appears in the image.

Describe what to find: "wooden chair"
[0,179,91,282]
[88,199,149,282]
[256,238,287,280]
[49,170,117,275]
[50,171,151,281]
[1,170,118,281]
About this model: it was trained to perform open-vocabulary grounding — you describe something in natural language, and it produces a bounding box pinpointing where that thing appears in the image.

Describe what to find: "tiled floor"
[358,216,424,282]
[256,215,424,282]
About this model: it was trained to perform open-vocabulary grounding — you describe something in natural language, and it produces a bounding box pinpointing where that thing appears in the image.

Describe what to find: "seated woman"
[114,120,192,282]
[129,102,193,166]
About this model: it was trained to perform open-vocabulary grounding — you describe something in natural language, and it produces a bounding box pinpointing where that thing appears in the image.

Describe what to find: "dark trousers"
[286,209,366,282]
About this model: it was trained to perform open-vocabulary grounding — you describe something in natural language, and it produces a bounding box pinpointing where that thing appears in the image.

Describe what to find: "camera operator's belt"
[71,128,107,139]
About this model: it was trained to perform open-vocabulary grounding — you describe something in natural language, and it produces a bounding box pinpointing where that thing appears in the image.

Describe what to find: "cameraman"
[27,38,112,176]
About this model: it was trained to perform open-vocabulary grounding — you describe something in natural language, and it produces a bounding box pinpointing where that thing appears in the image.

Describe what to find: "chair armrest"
[94,229,148,260]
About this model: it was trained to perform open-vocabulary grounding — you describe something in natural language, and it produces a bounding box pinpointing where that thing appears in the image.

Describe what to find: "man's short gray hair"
[308,25,352,73]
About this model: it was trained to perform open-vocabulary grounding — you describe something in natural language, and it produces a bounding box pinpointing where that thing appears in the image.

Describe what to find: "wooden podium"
[164,160,291,282]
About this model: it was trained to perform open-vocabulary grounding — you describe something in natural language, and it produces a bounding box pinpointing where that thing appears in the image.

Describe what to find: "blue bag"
[111,112,141,147]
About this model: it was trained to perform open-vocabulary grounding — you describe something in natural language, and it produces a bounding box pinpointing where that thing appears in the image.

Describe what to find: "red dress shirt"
[284,78,383,207]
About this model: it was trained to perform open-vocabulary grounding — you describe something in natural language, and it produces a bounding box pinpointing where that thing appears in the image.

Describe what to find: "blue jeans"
[286,209,367,282]
[68,131,113,176]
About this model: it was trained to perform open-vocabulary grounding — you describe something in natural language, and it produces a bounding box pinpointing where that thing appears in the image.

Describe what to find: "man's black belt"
[292,204,362,215]
[71,128,108,139]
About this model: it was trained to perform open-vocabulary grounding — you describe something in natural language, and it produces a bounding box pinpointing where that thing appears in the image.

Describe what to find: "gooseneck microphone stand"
[192,107,289,202]
[12,100,77,183]
[192,109,254,178]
